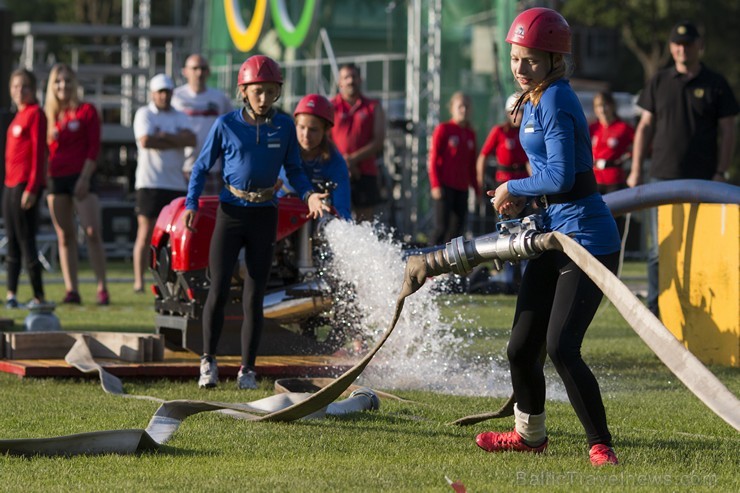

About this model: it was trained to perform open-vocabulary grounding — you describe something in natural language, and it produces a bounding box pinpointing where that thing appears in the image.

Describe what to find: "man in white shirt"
[132,73,195,292]
[172,54,233,194]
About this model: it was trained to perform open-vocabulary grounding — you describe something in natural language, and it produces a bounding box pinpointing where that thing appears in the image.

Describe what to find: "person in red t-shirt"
[477,93,529,192]
[428,91,479,245]
[330,63,386,223]
[44,63,109,305]
[476,93,529,291]
[589,92,634,194]
[3,68,48,308]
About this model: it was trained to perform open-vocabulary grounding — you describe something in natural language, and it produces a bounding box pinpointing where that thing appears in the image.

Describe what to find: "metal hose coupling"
[421,214,548,278]
[445,214,547,276]
[325,387,380,415]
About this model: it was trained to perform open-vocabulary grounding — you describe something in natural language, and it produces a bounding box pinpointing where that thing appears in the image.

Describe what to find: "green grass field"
[1,261,738,492]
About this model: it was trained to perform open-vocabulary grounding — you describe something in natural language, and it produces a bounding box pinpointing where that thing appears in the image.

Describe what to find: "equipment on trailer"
[151,188,343,356]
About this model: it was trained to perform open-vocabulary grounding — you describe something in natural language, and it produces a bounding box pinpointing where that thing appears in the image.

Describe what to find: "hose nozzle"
[401,215,547,297]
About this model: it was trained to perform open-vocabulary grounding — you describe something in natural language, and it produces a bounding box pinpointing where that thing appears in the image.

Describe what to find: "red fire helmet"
[237,55,283,86]
[294,94,334,126]
[506,7,571,55]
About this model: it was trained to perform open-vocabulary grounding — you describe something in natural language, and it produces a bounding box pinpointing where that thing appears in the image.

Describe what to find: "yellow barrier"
[659,203,739,367]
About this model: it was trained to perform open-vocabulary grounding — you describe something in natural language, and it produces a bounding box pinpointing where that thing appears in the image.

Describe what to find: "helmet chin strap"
[243,99,278,144]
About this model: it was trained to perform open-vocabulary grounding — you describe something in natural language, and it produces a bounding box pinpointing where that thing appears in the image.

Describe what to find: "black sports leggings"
[202,203,277,368]
[507,249,619,447]
[2,184,44,299]
[433,186,469,245]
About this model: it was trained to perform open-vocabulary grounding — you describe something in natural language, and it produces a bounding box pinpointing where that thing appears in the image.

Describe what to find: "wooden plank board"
[0,353,355,379]
[2,332,165,362]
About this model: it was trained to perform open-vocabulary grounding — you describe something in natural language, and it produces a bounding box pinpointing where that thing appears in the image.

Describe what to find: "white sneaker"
[237,367,258,390]
[198,355,218,388]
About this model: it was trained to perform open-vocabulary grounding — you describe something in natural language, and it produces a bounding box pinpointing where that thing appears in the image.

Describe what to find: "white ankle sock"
[514,403,547,445]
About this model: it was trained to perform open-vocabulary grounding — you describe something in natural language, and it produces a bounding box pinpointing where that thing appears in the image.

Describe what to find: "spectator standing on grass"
[44,63,110,306]
[331,63,386,223]
[477,92,529,193]
[132,74,195,293]
[182,56,329,390]
[172,54,233,195]
[428,91,479,245]
[627,21,739,318]
[481,8,621,466]
[590,91,633,195]
[476,93,529,291]
[3,68,48,309]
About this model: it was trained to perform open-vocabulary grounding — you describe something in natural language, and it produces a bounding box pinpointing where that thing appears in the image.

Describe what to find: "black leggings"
[433,186,469,245]
[2,184,44,298]
[507,249,619,447]
[202,203,277,368]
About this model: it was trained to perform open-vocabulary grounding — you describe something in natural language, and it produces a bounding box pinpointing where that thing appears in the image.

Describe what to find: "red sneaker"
[589,444,619,466]
[97,289,110,306]
[475,430,548,453]
[62,291,81,304]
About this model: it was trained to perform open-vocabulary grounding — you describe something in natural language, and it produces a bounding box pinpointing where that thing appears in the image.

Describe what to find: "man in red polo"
[331,63,386,222]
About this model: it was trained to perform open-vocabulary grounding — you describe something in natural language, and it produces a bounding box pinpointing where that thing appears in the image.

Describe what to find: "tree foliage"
[561,0,740,93]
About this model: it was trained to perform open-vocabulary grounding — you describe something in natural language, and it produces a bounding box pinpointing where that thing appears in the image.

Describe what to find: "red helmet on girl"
[506,8,571,55]
[294,94,334,126]
[238,55,283,86]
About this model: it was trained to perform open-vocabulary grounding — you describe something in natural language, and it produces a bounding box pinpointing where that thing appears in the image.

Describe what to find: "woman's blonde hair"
[44,63,80,142]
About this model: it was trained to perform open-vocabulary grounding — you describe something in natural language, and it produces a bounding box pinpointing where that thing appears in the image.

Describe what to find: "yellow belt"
[225,184,274,203]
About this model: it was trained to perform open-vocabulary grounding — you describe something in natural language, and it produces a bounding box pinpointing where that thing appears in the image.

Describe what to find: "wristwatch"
[715,171,730,180]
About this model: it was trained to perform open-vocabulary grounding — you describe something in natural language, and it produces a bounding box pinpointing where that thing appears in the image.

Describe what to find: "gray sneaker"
[198,355,218,388]
[237,367,258,390]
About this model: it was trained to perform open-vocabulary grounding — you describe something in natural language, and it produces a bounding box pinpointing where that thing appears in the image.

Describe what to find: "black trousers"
[2,184,44,298]
[507,249,619,447]
[202,203,277,368]
[433,186,469,245]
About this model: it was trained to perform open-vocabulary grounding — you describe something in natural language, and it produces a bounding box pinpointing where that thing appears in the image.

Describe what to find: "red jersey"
[4,103,47,194]
[428,120,479,194]
[48,102,101,178]
[331,94,380,176]
[479,124,528,183]
[589,119,634,186]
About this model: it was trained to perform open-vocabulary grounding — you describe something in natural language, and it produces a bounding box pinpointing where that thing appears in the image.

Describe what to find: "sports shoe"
[590,444,619,466]
[62,291,81,304]
[97,289,110,306]
[237,366,258,390]
[198,355,218,388]
[5,297,19,309]
[475,429,548,454]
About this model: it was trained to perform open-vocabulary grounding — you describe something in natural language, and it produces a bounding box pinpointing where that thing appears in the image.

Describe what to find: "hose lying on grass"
[2,181,739,454]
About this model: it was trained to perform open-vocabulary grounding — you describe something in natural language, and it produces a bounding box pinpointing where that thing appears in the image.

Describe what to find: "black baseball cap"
[670,21,700,43]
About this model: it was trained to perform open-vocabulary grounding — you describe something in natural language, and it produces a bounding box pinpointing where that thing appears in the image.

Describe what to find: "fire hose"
[2,182,738,455]
[403,214,740,430]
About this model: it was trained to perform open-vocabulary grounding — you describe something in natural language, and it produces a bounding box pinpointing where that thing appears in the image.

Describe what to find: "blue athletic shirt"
[507,79,620,255]
[279,147,352,220]
[186,109,313,210]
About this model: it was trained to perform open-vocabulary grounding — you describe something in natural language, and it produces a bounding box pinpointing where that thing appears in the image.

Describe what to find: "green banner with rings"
[223,0,317,52]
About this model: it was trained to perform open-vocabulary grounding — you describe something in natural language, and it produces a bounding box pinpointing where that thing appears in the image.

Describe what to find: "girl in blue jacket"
[183,55,329,390]
[290,94,352,220]
[477,8,621,467]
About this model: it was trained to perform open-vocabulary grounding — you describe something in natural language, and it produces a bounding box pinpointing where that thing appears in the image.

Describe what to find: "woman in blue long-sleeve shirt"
[476,8,621,467]
[183,56,329,390]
